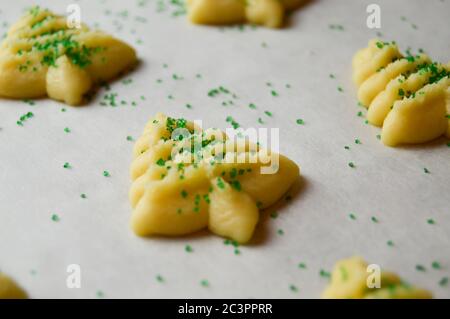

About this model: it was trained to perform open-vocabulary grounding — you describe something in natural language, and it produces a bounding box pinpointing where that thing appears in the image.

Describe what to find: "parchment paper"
[0,0,449,298]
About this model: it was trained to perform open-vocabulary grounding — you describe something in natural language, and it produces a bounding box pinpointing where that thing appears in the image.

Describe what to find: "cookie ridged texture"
[353,39,450,146]
[129,113,300,243]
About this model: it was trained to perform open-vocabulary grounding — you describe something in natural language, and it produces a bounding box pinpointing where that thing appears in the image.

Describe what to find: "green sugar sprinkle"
[277,229,284,236]
[270,212,278,219]
[298,263,307,269]
[423,168,430,174]
[126,136,134,141]
[344,146,350,150]
[348,162,355,168]
[415,265,426,272]
[103,171,110,177]
[289,285,298,293]
[431,261,441,270]
[271,90,278,97]
[371,216,379,223]
[296,119,304,125]
[51,214,60,222]
[439,277,449,287]
[96,290,104,298]
[181,190,188,198]
[349,213,357,220]
[387,240,394,247]
[329,74,335,79]
[337,86,344,92]
[185,245,193,253]
[320,269,331,279]
[427,218,435,225]
[80,194,87,199]
[156,275,164,283]
[64,127,71,133]
[156,158,166,166]
[200,279,209,287]
[63,162,71,169]
[354,138,362,145]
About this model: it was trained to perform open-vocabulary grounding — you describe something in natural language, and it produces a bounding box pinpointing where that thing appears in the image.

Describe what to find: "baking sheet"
[0,0,449,298]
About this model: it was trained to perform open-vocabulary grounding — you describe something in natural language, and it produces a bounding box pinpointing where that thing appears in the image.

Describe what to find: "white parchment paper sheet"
[0,0,449,298]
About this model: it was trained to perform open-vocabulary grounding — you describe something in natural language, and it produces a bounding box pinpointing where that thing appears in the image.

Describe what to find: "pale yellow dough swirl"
[130,113,300,244]
[186,0,303,28]
[0,6,137,105]
[353,39,450,147]
[322,257,432,299]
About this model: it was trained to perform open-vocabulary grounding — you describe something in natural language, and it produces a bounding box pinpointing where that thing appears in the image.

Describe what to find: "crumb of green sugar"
[348,162,355,168]
[371,216,379,223]
[264,111,273,117]
[126,136,134,141]
[289,284,298,293]
[423,168,430,174]
[344,146,350,150]
[63,162,71,169]
[376,134,381,140]
[270,212,278,219]
[277,229,284,236]
[200,279,209,287]
[296,119,304,125]
[96,290,104,298]
[80,194,87,199]
[261,42,268,48]
[415,265,426,272]
[427,218,435,225]
[196,74,202,79]
[103,171,110,177]
[248,103,257,109]
[320,269,331,278]
[185,244,193,253]
[329,74,335,79]
[271,90,278,97]
[387,240,394,247]
[64,127,71,133]
[298,263,307,269]
[349,213,356,220]
[234,248,240,255]
[337,86,344,92]
[440,277,449,287]
[355,138,361,144]
[431,261,441,270]
[357,111,363,117]
[61,108,67,112]
[51,214,60,222]
[185,103,193,109]
[156,275,164,283]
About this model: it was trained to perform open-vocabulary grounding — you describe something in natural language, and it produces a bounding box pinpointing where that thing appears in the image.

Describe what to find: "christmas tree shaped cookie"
[0,6,137,105]
[353,39,450,146]
[322,257,432,299]
[130,113,300,244]
[187,0,303,28]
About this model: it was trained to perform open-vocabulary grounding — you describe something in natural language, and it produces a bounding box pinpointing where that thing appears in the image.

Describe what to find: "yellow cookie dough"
[353,39,450,147]
[0,6,137,105]
[186,0,303,28]
[130,113,300,244]
[322,257,432,299]
[0,273,27,299]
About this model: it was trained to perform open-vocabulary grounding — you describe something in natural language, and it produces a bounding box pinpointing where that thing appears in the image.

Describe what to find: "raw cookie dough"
[0,6,137,105]
[353,39,450,147]
[0,272,27,299]
[130,113,300,244]
[186,0,303,28]
[322,257,432,299]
